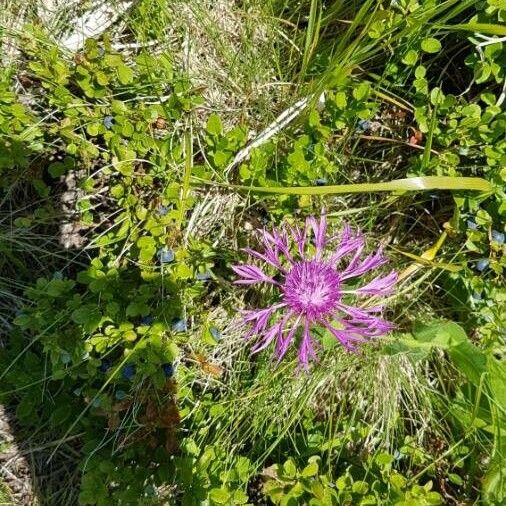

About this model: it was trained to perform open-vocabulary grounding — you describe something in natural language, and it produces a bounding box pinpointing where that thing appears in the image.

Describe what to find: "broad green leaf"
[488,358,506,408]
[449,342,487,387]
[86,123,100,136]
[352,83,370,101]
[71,305,102,333]
[412,320,467,346]
[126,301,150,317]
[352,481,369,494]
[334,91,347,109]
[48,161,66,178]
[375,452,393,467]
[412,321,487,386]
[16,395,35,420]
[448,473,463,486]
[95,71,109,86]
[104,54,123,67]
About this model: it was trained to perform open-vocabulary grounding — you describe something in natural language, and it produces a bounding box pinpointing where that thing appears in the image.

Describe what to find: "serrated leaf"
[71,305,102,332]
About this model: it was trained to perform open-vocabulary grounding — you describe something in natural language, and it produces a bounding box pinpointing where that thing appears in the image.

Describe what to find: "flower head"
[233,211,397,368]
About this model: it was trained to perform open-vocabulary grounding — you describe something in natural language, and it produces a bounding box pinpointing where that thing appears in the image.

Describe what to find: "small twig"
[224,94,315,176]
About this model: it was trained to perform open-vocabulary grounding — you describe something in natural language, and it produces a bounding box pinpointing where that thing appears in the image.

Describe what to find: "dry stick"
[223,95,316,176]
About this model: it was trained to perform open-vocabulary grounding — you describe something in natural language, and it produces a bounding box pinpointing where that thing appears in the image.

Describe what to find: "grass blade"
[439,23,506,36]
[198,176,492,195]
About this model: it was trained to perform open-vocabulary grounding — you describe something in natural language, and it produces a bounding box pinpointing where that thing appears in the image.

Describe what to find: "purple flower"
[233,211,397,368]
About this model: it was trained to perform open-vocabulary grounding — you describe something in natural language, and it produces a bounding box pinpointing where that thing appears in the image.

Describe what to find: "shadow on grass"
[0,164,87,504]
[0,164,185,504]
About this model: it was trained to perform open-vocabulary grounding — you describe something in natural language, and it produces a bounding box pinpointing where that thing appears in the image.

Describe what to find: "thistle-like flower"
[233,212,397,367]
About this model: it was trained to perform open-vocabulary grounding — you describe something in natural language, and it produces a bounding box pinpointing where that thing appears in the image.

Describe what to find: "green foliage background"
[0,0,504,504]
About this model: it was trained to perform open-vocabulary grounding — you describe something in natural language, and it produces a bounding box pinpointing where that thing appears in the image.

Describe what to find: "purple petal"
[298,320,317,369]
[273,228,294,263]
[321,320,362,351]
[242,303,285,338]
[354,271,398,295]
[335,303,393,336]
[340,240,365,273]
[275,318,300,362]
[232,264,279,285]
[341,247,387,280]
[329,237,364,265]
[251,311,292,353]
[307,212,327,259]
[258,229,294,265]
[289,222,307,257]
[250,322,282,353]
[242,247,285,271]
[328,223,351,244]
[344,321,392,337]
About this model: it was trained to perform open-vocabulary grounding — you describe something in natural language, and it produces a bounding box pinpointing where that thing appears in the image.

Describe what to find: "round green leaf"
[209,488,231,504]
[421,38,442,53]
[402,49,418,66]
